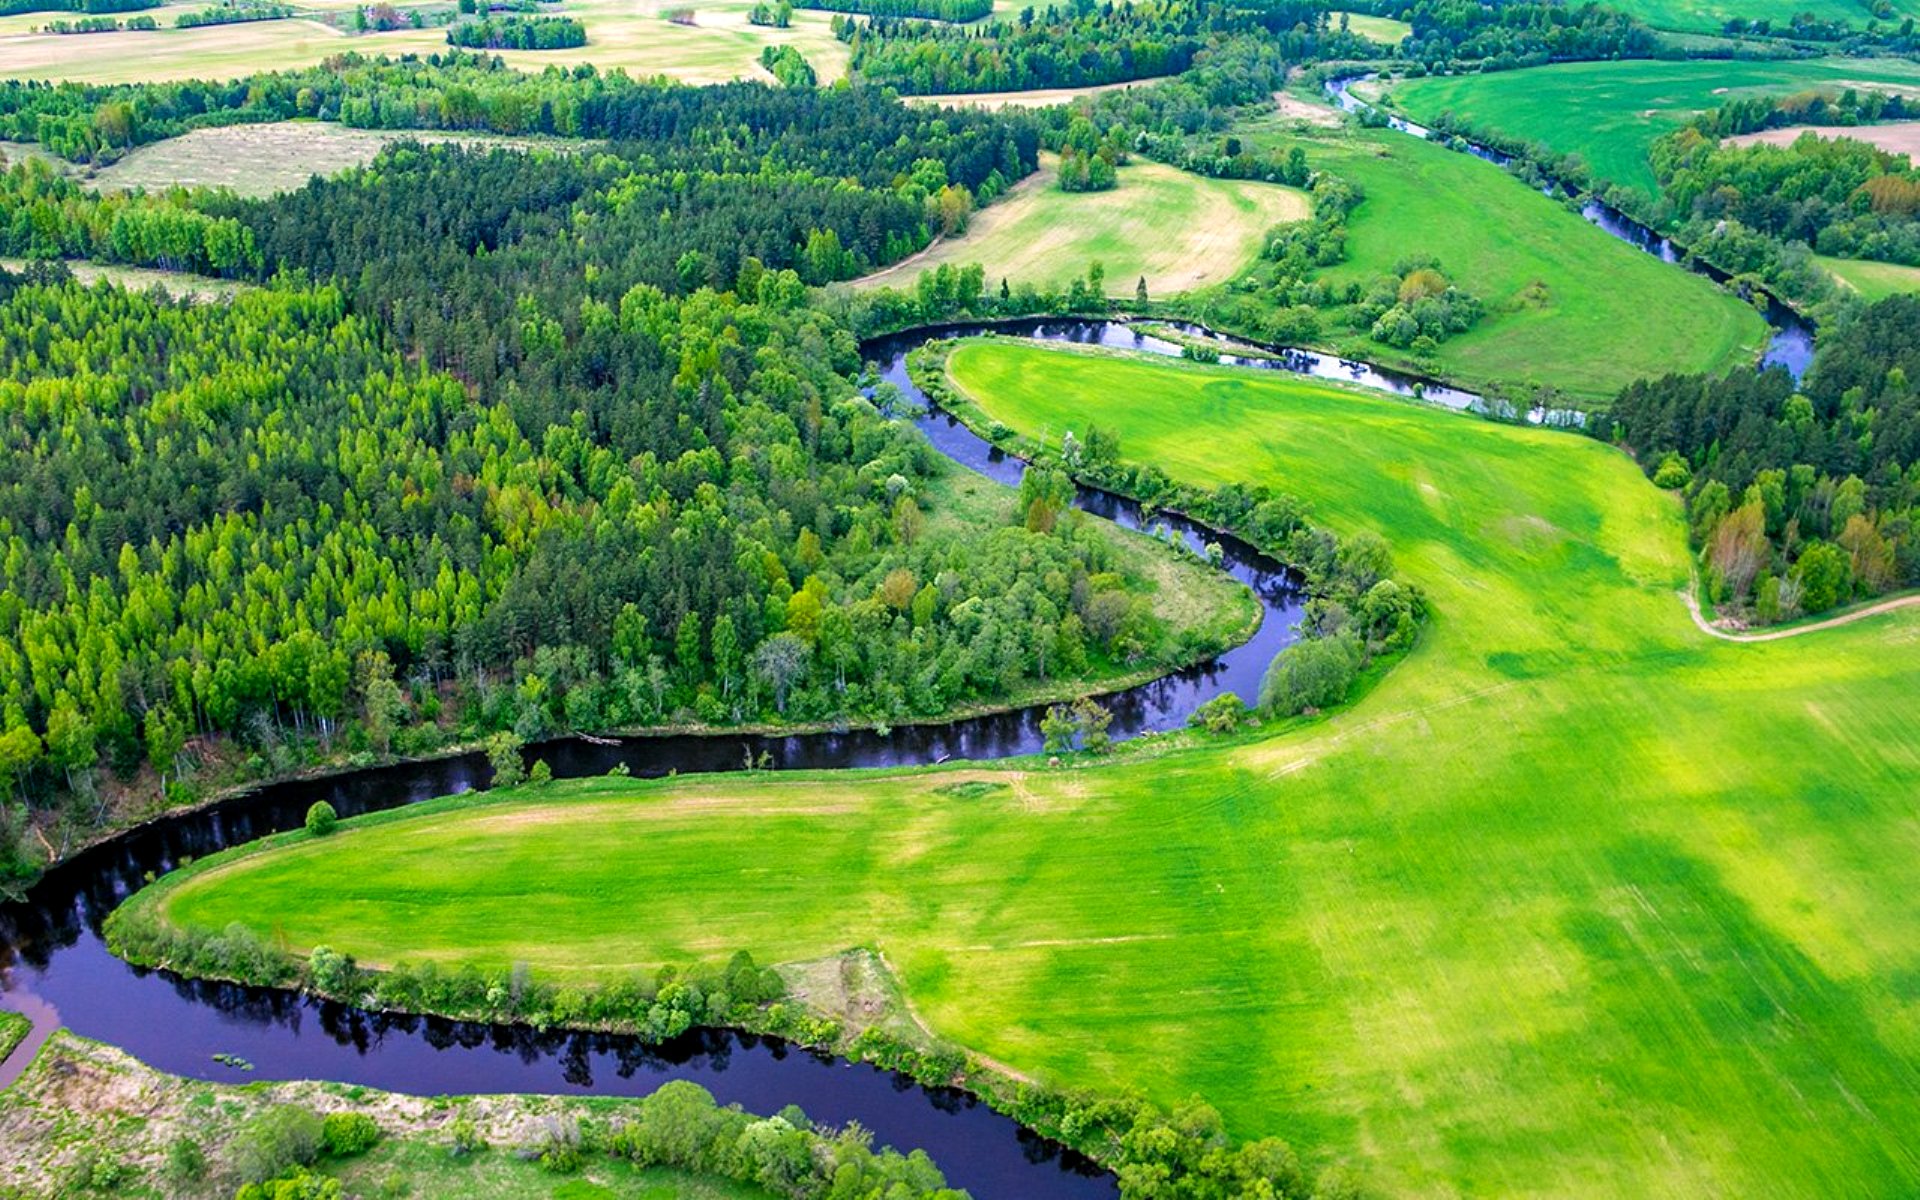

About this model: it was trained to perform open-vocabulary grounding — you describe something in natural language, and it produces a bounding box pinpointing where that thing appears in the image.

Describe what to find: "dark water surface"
[0,322,1337,1199]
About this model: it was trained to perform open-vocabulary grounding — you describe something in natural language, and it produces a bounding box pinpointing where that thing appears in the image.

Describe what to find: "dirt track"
[1680,588,1920,642]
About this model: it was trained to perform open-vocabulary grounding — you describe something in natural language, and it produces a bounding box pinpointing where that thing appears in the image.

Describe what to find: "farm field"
[0,0,850,85]
[850,154,1309,297]
[1610,0,1920,33]
[89,122,592,197]
[910,76,1173,109]
[1370,57,1920,195]
[144,340,1920,1200]
[1231,98,1766,402]
[1818,253,1920,300]
[1729,118,1920,153]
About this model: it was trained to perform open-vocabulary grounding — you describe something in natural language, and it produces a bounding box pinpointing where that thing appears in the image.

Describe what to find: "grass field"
[1818,253,1920,300]
[147,340,1920,1199]
[89,122,590,197]
[0,258,249,300]
[1230,98,1767,402]
[1610,0,1920,33]
[909,76,1174,110]
[851,153,1309,297]
[1328,9,1410,44]
[1370,58,1920,196]
[0,0,850,85]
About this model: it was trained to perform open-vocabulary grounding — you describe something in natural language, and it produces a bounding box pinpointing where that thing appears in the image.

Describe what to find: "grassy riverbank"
[122,342,1920,1198]
[1369,58,1920,197]
[1223,94,1767,404]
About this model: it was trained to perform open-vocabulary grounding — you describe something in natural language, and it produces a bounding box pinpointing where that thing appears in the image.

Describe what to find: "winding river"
[0,320,1334,1200]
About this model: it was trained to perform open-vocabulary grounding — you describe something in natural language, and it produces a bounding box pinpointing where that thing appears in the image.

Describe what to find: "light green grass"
[1229,106,1767,402]
[1373,57,1920,196]
[1329,9,1409,43]
[852,153,1309,296]
[150,341,1920,1198]
[0,1010,27,1070]
[1819,253,1920,300]
[1611,0,1920,34]
[0,0,850,85]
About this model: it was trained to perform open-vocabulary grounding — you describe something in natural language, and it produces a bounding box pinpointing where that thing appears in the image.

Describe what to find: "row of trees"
[444,14,587,49]
[1595,294,1920,622]
[801,0,991,19]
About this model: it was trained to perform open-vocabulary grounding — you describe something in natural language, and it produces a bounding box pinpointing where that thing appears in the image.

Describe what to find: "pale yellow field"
[1728,119,1920,155]
[851,153,1309,296]
[90,121,591,196]
[910,75,1172,110]
[0,0,849,85]
[0,257,248,299]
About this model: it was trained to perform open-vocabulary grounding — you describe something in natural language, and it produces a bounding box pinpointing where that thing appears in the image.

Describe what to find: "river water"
[0,320,1340,1200]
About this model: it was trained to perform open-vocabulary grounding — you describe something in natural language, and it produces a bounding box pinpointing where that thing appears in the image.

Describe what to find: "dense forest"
[1597,295,1920,622]
[1653,125,1920,266]
[0,74,1284,887]
[802,0,991,19]
[1388,0,1658,72]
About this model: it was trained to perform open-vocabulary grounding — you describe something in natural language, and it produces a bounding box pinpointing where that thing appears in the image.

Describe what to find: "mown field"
[89,122,591,197]
[1232,97,1766,402]
[1328,9,1409,44]
[0,0,849,85]
[1370,58,1920,195]
[150,340,1920,1199]
[852,153,1309,296]
[1819,253,1920,300]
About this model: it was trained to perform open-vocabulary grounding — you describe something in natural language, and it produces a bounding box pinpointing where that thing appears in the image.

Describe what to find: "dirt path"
[1680,588,1920,642]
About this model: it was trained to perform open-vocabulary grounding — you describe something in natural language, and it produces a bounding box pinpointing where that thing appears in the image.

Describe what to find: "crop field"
[0,0,850,86]
[146,340,1920,1200]
[910,76,1173,109]
[1818,253,1920,300]
[88,122,591,197]
[851,154,1309,297]
[1370,58,1920,195]
[1232,99,1766,402]
[1729,118,1920,154]
[1610,0,1920,33]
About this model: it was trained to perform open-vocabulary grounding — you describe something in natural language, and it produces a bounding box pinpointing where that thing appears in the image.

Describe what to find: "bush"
[449,1117,487,1158]
[1261,635,1360,717]
[304,801,338,836]
[321,1111,380,1157]
[1189,693,1249,734]
[233,1106,323,1184]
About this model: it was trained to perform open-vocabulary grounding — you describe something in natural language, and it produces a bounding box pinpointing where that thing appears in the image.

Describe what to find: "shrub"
[304,801,337,836]
[1189,693,1249,734]
[1652,452,1691,489]
[233,1106,323,1184]
[448,1117,486,1157]
[1261,635,1360,717]
[321,1111,380,1156]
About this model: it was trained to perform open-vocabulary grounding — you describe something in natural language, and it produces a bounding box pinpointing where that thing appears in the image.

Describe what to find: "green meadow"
[1611,0,1920,34]
[1819,253,1920,301]
[1230,103,1766,402]
[148,341,1920,1199]
[1372,58,1920,196]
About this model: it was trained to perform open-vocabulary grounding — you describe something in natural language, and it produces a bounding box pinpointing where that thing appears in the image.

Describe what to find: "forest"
[445,15,588,49]
[1597,294,1920,621]
[1653,125,1920,266]
[1388,0,1659,71]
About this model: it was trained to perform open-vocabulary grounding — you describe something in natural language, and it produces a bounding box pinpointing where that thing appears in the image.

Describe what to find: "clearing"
[89,121,590,198]
[1728,118,1920,154]
[1818,253,1920,300]
[850,153,1309,296]
[144,340,1920,1199]
[1611,0,1920,33]
[1328,10,1410,43]
[1369,57,1920,196]
[1228,99,1766,402]
[910,76,1173,109]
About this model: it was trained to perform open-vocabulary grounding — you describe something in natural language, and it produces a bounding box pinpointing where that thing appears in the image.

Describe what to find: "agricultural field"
[1367,58,1920,196]
[1818,253,1920,300]
[0,0,850,86]
[910,76,1172,109]
[1229,96,1767,402]
[88,121,592,197]
[851,154,1309,297]
[141,338,1920,1199]
[1728,118,1920,153]
[1609,0,1920,34]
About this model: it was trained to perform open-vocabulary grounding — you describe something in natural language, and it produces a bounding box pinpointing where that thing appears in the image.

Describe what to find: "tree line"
[1594,294,1920,623]
[445,14,587,49]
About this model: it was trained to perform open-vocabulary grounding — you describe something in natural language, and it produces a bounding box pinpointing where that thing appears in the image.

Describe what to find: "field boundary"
[1681,587,1920,642]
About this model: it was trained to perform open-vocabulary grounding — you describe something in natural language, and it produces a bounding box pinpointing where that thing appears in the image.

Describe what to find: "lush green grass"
[1372,58,1920,196]
[1819,253,1920,300]
[852,153,1308,296]
[1229,104,1767,402]
[0,0,850,86]
[149,340,1920,1198]
[1612,0,1920,34]
[1328,9,1410,43]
